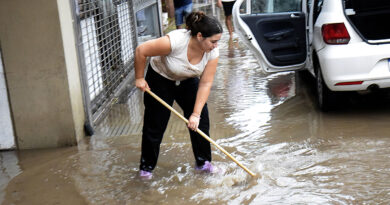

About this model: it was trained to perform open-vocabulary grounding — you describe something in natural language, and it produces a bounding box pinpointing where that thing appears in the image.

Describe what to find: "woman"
[217,0,236,37]
[134,11,223,179]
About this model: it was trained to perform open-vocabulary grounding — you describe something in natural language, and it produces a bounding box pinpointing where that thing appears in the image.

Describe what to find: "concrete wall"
[0,0,85,149]
[57,0,86,144]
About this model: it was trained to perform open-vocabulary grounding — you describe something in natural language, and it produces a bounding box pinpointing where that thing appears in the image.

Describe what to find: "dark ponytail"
[185,11,223,38]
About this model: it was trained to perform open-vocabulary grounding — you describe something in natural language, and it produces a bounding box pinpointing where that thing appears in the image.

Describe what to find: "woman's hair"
[185,11,223,38]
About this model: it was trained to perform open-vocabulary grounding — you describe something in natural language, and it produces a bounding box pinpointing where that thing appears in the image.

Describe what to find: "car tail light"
[322,23,350,44]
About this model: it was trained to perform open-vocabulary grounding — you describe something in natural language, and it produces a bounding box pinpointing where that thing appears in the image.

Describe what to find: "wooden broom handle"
[145,89,256,177]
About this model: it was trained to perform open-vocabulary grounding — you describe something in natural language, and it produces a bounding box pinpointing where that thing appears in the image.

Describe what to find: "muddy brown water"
[1,30,390,205]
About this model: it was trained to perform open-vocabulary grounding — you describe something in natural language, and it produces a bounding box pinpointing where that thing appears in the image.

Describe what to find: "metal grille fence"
[73,0,138,125]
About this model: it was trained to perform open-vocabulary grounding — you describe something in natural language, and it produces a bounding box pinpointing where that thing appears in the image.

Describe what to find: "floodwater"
[2,23,390,205]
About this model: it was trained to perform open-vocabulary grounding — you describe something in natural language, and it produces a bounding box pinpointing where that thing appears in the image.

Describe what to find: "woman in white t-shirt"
[135,11,223,179]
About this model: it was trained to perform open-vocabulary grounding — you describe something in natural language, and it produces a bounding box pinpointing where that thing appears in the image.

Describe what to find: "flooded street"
[2,20,390,205]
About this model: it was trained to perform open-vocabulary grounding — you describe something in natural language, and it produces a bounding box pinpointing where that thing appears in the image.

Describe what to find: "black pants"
[140,66,212,172]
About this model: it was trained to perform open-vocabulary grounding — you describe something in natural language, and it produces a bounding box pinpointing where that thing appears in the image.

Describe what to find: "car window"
[239,0,248,14]
[251,0,302,13]
[346,0,390,11]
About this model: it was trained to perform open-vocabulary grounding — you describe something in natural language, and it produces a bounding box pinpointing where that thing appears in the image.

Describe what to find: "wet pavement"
[2,12,390,205]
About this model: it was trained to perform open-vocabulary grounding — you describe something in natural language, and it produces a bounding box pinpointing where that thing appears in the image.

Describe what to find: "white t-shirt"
[150,29,219,81]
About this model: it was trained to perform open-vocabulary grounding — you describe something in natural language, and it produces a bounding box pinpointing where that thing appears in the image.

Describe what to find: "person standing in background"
[174,0,193,29]
[217,0,236,37]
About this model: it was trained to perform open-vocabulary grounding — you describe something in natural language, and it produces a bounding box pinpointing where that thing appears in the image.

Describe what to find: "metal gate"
[72,0,138,128]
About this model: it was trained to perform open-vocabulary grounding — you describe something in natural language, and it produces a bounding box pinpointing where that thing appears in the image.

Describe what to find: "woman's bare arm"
[134,36,171,91]
[194,57,219,116]
[187,57,219,130]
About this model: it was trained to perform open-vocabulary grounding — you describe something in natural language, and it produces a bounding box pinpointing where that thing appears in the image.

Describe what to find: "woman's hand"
[188,113,201,131]
[135,78,150,92]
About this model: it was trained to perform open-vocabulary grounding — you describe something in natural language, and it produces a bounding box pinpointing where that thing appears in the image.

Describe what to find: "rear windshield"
[345,0,390,11]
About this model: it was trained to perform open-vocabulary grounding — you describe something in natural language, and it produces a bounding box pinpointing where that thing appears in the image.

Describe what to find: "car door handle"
[290,13,301,18]
[264,28,294,41]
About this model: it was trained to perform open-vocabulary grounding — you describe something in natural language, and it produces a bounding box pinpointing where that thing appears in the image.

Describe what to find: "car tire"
[316,66,335,111]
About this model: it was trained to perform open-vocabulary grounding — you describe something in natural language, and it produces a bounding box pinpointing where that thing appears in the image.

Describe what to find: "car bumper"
[317,42,390,91]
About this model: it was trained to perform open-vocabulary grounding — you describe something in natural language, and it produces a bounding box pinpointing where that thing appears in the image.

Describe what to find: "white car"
[233,0,390,111]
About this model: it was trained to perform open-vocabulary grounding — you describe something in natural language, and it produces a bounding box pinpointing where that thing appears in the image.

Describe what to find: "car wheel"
[316,66,334,111]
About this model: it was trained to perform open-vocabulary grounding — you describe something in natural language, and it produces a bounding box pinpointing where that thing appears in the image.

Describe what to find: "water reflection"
[0,151,21,204]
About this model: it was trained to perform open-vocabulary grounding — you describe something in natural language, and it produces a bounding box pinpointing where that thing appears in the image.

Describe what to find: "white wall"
[0,50,15,150]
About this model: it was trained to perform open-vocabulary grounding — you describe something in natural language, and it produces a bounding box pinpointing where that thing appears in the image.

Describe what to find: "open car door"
[233,0,308,73]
